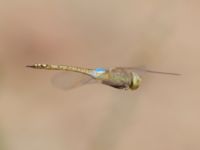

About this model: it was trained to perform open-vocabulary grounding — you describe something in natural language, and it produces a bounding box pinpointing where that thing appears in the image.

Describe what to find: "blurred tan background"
[0,0,200,150]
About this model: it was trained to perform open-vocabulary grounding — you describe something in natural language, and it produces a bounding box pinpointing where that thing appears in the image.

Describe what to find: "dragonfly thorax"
[98,68,132,90]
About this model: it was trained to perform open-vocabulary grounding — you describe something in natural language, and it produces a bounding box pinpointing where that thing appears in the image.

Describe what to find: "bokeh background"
[0,0,200,150]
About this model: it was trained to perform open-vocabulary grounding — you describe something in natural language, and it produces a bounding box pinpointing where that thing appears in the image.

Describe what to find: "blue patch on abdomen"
[95,68,106,73]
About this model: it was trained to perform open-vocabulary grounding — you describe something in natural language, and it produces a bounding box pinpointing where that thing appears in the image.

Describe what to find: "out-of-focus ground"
[0,0,200,150]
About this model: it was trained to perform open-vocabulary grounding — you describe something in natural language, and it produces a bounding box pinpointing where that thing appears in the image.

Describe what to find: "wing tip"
[146,70,182,76]
[26,65,35,68]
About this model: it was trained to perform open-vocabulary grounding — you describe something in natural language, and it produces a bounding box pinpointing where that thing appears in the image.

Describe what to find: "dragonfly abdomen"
[27,64,93,76]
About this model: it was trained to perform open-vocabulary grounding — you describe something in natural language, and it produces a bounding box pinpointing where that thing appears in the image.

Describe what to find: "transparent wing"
[124,67,181,77]
[51,71,96,90]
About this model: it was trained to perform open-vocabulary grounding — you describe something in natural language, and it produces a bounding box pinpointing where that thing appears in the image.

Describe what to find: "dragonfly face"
[129,73,142,90]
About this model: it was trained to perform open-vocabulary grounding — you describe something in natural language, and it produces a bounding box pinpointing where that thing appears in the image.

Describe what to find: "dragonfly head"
[129,73,142,90]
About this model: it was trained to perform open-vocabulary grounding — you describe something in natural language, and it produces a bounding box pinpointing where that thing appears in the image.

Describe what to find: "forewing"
[124,67,181,77]
[51,71,96,90]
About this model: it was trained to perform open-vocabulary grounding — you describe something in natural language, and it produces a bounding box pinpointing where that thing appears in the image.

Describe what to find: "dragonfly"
[27,64,181,90]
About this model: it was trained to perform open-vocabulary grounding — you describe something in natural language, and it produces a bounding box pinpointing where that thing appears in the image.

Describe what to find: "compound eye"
[130,73,142,90]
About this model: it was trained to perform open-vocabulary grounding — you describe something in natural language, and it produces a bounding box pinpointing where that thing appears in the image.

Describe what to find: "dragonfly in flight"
[27,64,180,90]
